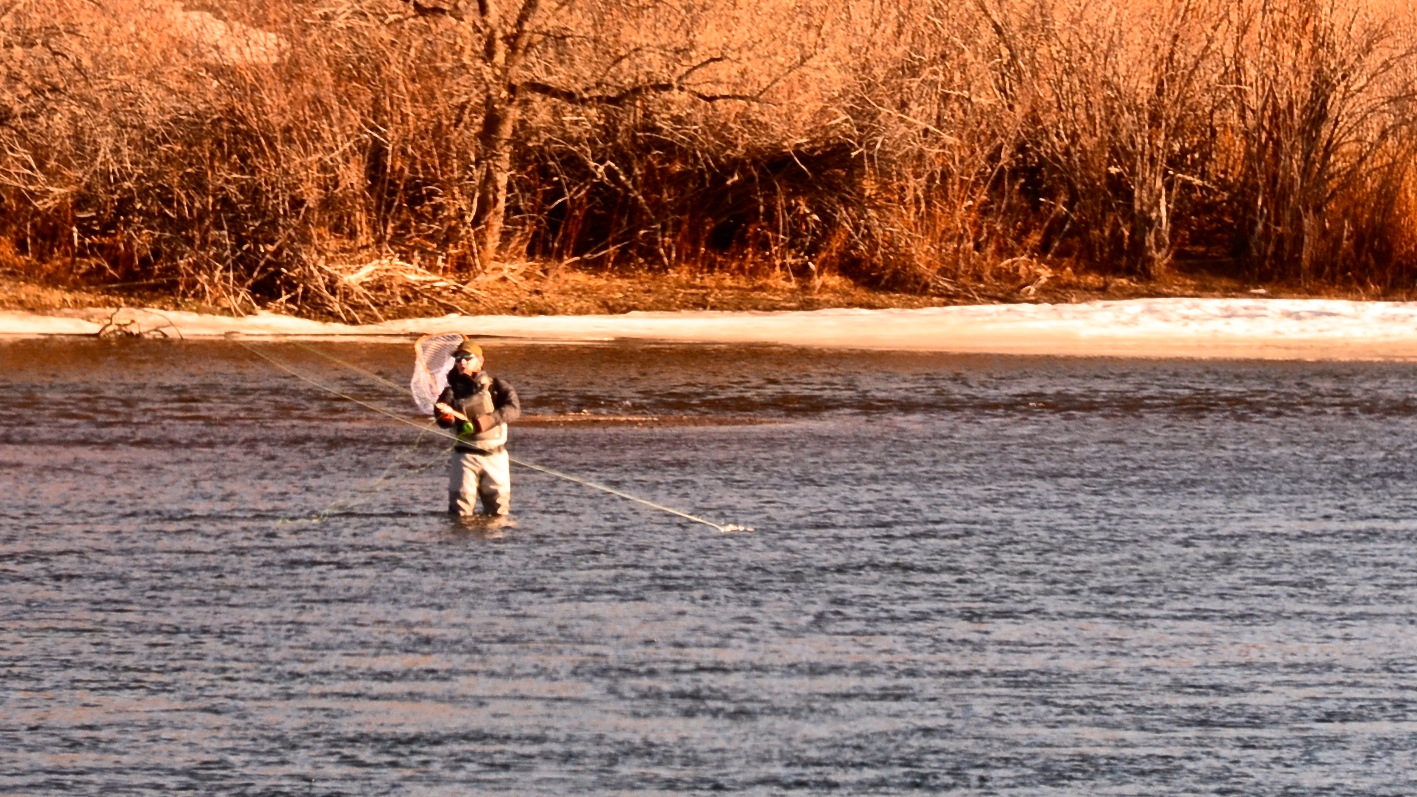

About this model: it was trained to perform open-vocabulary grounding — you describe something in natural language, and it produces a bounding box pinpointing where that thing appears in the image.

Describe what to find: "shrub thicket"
[1,0,1414,313]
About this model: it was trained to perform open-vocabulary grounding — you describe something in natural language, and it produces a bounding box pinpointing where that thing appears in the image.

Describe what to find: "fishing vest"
[455,374,508,452]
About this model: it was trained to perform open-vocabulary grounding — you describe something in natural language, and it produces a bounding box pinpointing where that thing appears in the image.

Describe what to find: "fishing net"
[410,332,466,414]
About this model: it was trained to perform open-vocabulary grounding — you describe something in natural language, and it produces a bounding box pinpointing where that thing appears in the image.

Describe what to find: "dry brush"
[1,0,1415,314]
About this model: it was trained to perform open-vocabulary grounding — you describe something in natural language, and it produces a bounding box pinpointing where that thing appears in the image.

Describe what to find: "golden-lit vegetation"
[1,0,1415,315]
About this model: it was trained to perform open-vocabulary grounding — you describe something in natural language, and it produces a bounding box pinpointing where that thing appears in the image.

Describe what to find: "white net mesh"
[410,332,466,414]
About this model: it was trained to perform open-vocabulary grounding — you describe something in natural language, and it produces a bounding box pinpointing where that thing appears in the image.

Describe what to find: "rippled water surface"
[5,338,1417,795]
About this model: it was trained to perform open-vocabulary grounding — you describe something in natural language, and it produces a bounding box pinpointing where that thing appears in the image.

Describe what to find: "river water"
[4,338,1417,795]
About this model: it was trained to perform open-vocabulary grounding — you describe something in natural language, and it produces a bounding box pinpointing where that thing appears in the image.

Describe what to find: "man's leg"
[448,450,479,516]
[476,450,512,516]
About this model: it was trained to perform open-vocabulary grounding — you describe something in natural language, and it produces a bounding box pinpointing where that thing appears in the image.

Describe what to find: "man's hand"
[435,402,468,423]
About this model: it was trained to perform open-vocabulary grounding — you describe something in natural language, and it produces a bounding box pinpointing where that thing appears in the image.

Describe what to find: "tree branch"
[502,0,542,75]
[520,55,754,106]
[519,79,757,106]
[398,0,465,21]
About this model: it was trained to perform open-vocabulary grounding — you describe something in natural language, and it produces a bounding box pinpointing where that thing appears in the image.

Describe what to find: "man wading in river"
[433,339,521,519]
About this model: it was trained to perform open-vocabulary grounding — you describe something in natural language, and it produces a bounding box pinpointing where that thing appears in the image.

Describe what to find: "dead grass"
[9,256,1366,324]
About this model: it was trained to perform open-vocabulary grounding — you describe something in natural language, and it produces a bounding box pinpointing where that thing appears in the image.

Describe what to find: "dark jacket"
[436,369,521,452]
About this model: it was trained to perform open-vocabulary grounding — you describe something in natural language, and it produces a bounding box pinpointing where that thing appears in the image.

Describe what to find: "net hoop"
[410,332,466,414]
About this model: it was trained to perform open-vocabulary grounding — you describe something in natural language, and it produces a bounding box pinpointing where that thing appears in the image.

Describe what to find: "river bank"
[0,260,1389,321]
[10,287,1417,362]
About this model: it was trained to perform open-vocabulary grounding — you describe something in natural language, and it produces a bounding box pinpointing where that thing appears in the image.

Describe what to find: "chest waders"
[455,379,508,452]
[449,375,512,516]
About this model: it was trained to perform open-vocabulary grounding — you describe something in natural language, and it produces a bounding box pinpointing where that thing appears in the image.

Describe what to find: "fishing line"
[245,340,750,532]
[310,424,446,523]
[242,342,450,524]
[279,343,450,519]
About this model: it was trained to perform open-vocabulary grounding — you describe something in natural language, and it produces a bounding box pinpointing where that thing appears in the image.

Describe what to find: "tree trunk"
[463,0,540,273]
[472,96,519,271]
[1130,146,1171,279]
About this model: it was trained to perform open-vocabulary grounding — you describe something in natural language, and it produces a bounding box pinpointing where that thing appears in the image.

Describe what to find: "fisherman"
[433,338,521,518]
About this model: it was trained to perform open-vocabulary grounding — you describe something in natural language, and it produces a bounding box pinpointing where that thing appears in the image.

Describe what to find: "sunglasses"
[454,354,478,361]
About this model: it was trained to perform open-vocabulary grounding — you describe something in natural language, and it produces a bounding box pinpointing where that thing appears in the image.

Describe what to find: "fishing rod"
[242,340,751,533]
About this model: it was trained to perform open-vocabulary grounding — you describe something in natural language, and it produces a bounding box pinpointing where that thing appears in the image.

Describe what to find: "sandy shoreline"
[8,298,1417,361]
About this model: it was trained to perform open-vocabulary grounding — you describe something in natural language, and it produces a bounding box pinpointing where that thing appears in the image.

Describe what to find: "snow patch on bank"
[8,298,1417,359]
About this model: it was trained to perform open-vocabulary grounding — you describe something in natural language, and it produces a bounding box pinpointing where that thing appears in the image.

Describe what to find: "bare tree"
[395,0,769,272]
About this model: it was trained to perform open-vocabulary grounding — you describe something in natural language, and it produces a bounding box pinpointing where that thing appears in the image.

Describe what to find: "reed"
[1,0,1415,313]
